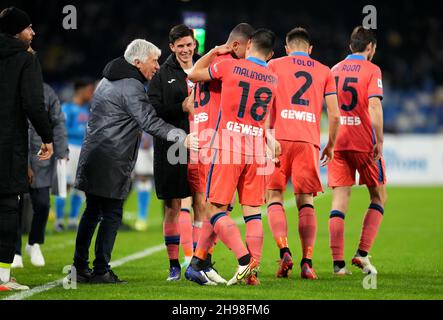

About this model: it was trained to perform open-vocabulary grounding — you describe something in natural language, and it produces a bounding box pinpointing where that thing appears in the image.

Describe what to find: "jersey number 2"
[292,71,312,106]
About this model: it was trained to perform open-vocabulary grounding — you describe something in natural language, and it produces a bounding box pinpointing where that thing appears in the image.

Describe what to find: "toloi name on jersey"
[226,121,264,136]
[340,64,361,72]
[233,66,277,84]
[340,116,361,126]
[281,109,316,123]
[292,58,315,68]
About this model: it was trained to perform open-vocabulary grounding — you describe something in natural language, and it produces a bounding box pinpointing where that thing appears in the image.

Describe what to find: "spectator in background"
[12,82,69,269]
[55,79,94,232]
[133,132,155,231]
[0,6,53,291]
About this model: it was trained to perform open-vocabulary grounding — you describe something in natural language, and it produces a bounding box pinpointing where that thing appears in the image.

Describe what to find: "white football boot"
[26,244,45,267]
[226,258,258,286]
[0,278,30,291]
[333,265,352,276]
[352,254,378,275]
[11,255,24,268]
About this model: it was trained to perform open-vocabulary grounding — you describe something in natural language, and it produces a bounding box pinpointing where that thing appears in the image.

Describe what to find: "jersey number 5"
[237,81,272,121]
[335,77,358,111]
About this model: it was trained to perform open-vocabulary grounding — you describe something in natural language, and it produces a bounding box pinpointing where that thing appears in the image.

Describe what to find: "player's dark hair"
[228,23,255,42]
[350,26,377,53]
[286,27,311,47]
[169,24,194,44]
[73,78,94,93]
[250,28,276,56]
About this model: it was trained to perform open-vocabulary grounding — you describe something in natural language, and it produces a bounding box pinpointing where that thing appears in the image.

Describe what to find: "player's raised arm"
[188,44,232,83]
[369,96,384,161]
[321,93,341,166]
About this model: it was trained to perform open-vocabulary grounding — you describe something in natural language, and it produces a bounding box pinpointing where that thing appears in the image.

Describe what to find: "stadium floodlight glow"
[193,28,206,55]
[183,11,206,54]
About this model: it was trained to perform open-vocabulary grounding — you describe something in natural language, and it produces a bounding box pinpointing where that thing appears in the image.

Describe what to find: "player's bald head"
[227,23,255,44]
[286,27,311,49]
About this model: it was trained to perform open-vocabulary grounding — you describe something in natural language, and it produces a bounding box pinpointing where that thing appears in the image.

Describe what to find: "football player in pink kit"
[188,29,278,286]
[187,23,255,286]
[329,26,387,275]
[266,27,341,279]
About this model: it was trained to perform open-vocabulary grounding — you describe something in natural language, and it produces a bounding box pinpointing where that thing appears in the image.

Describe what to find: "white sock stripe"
[193,221,203,228]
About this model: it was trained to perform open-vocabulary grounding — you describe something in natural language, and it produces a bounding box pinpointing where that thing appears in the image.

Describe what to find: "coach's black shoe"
[66,266,93,284]
[90,269,127,284]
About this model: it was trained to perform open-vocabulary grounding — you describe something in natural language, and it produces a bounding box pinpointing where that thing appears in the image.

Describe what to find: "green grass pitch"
[1,186,442,300]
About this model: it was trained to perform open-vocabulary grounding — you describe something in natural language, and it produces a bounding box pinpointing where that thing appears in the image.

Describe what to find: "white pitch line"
[3,244,164,301]
[4,190,332,300]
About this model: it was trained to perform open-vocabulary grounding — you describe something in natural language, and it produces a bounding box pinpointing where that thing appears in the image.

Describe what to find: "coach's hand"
[373,141,383,162]
[320,143,334,167]
[37,143,53,161]
[27,167,34,185]
[184,132,199,151]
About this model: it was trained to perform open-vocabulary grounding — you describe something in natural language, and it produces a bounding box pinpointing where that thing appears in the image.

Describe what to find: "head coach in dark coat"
[70,39,196,284]
[0,7,53,291]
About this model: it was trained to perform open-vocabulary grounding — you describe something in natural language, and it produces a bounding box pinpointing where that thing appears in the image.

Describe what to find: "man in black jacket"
[71,39,196,284]
[0,7,53,291]
[148,24,197,281]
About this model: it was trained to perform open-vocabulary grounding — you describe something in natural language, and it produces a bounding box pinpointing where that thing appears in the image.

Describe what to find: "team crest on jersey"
[377,78,383,89]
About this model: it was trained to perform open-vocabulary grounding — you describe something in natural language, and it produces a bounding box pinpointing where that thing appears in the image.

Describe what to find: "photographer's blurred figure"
[55,79,94,232]
[0,7,53,291]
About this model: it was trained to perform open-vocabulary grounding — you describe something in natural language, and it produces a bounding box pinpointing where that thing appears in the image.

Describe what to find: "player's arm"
[368,66,384,162]
[320,94,340,166]
[369,97,384,161]
[188,45,232,83]
[265,100,281,163]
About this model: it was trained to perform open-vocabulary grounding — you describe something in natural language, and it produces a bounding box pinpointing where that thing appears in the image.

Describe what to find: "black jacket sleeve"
[122,79,186,144]
[148,73,184,120]
[20,54,53,144]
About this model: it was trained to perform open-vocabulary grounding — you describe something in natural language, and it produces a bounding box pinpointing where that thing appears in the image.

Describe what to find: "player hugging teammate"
[175,25,386,286]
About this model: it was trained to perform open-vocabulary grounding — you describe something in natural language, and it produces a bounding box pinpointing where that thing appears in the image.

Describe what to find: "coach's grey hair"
[124,39,161,65]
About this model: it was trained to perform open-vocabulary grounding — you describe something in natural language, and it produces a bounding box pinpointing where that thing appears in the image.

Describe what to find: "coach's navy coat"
[75,57,186,199]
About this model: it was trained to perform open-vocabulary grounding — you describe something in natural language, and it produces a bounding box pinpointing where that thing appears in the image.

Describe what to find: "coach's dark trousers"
[0,194,20,264]
[16,187,51,255]
[73,193,123,274]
